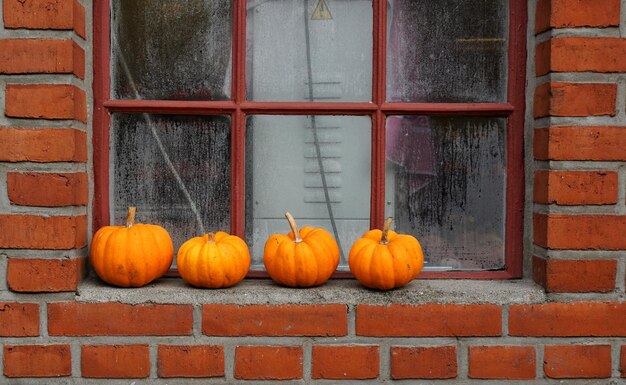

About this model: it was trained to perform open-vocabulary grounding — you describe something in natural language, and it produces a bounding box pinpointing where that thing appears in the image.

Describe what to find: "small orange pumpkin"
[348,217,424,290]
[90,207,174,287]
[263,212,339,287]
[176,232,250,288]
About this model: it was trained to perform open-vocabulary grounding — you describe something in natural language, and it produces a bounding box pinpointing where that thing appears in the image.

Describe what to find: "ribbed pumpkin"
[348,217,424,290]
[90,207,174,287]
[176,232,250,288]
[263,212,339,287]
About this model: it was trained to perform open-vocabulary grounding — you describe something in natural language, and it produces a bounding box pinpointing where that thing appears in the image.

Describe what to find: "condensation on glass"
[387,0,508,103]
[111,0,232,100]
[246,0,373,102]
[385,116,506,270]
[245,115,373,270]
[111,114,231,255]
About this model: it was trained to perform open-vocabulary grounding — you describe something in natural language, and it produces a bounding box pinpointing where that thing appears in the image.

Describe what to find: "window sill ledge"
[77,275,547,305]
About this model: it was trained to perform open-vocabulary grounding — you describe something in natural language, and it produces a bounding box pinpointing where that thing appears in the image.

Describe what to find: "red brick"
[535,126,626,161]
[0,39,83,79]
[72,0,86,39]
[544,345,611,378]
[619,345,626,378]
[356,304,501,337]
[72,41,85,78]
[235,346,302,380]
[535,0,551,33]
[158,345,224,378]
[534,170,618,205]
[534,83,552,118]
[535,40,552,76]
[509,302,626,336]
[0,303,39,337]
[81,345,149,378]
[533,213,626,249]
[8,172,88,206]
[202,304,347,336]
[6,84,87,123]
[391,346,457,379]
[48,302,193,336]
[0,214,86,249]
[533,213,549,248]
[0,127,87,162]
[534,82,617,118]
[3,0,85,34]
[533,256,616,293]
[536,0,620,33]
[532,255,548,288]
[4,345,71,377]
[538,38,626,75]
[312,345,379,379]
[7,257,86,292]
[468,346,536,380]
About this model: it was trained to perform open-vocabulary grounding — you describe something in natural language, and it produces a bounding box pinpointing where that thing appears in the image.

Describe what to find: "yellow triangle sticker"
[311,0,333,20]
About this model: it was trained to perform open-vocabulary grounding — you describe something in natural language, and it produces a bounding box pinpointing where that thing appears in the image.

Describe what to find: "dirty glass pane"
[111,114,231,256]
[246,0,372,102]
[385,116,506,270]
[246,115,372,271]
[387,0,508,103]
[111,0,232,100]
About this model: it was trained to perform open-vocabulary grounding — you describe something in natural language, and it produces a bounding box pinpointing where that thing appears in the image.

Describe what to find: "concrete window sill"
[77,276,547,305]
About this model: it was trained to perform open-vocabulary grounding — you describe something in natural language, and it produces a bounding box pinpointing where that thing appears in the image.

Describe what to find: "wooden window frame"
[93,0,527,279]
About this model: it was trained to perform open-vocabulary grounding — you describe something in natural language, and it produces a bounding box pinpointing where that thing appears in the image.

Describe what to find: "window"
[94,0,526,278]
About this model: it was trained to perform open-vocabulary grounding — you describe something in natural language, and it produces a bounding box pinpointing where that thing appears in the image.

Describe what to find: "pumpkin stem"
[285,212,302,243]
[125,207,137,228]
[206,233,216,243]
[381,217,393,245]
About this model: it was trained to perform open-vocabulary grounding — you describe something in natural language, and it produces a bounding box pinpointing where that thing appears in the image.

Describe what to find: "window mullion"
[231,109,246,237]
[372,0,386,106]
[382,102,515,116]
[230,0,247,237]
[370,0,387,230]
[233,0,247,104]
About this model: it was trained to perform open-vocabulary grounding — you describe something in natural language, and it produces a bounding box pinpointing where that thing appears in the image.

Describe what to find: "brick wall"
[532,0,626,296]
[0,0,625,382]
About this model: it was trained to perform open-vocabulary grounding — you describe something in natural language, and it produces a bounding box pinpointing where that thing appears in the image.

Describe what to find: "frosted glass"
[387,0,508,103]
[245,115,372,270]
[111,0,232,100]
[385,116,506,270]
[246,0,372,102]
[111,114,231,254]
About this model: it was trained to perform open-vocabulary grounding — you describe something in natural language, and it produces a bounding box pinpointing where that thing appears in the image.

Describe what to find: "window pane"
[111,0,232,100]
[111,114,231,254]
[387,0,508,103]
[246,0,372,102]
[246,115,371,271]
[385,116,506,270]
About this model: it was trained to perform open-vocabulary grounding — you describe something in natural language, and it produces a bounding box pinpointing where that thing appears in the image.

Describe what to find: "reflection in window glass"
[111,0,232,100]
[111,114,231,254]
[387,0,508,103]
[246,115,372,270]
[385,116,506,270]
[246,0,372,102]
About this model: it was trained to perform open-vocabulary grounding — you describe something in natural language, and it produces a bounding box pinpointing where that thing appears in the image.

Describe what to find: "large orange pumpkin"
[90,207,174,287]
[348,217,424,290]
[176,232,250,288]
[263,212,339,287]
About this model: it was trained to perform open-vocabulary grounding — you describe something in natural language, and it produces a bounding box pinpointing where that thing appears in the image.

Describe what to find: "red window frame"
[93,0,527,279]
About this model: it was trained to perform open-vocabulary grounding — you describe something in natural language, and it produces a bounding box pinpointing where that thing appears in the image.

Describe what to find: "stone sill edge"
[76,275,547,305]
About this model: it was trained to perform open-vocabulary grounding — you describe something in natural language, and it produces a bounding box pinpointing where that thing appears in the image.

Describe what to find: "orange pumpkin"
[348,217,424,290]
[176,232,250,288]
[263,212,339,287]
[90,207,174,287]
